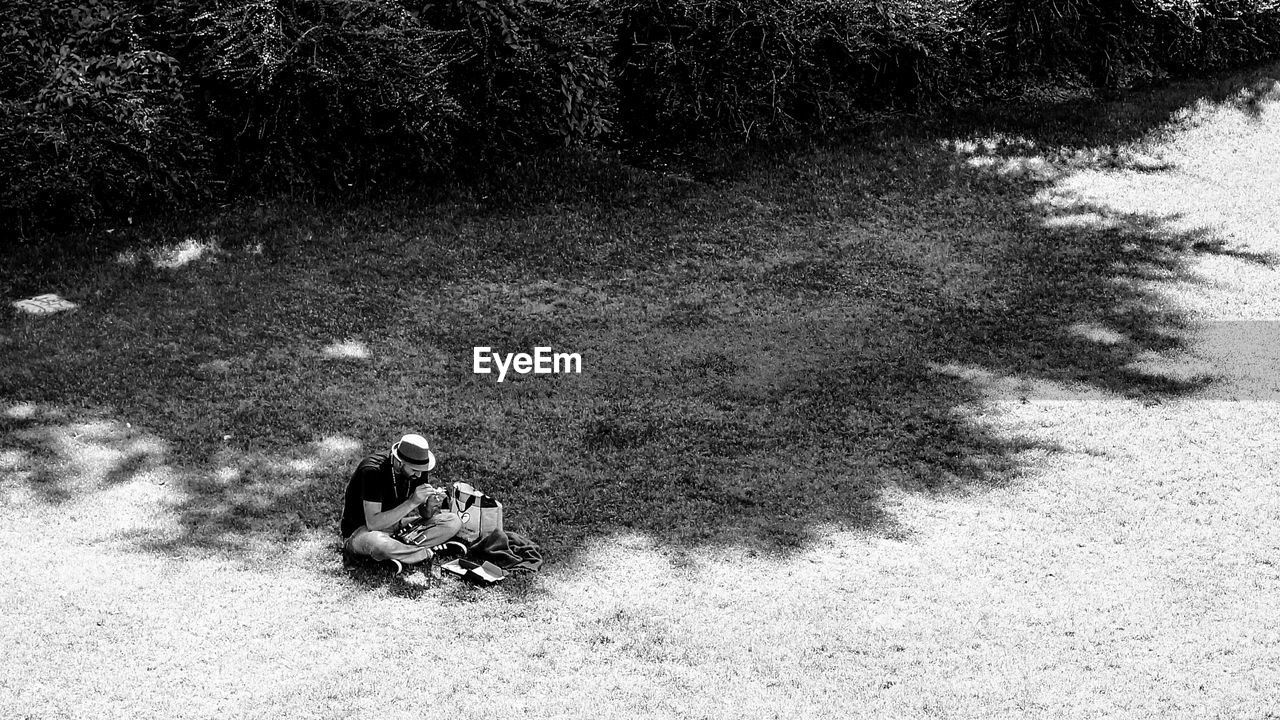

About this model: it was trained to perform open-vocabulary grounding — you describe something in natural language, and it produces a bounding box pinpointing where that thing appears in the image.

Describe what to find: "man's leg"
[414,511,463,547]
[344,527,433,565]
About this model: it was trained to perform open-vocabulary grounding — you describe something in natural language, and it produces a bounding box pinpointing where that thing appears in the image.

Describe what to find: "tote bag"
[445,482,503,543]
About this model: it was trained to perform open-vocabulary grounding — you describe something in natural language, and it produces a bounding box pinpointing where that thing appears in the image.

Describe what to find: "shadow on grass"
[2,64,1276,591]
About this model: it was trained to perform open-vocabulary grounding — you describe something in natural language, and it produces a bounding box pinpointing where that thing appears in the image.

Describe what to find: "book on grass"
[440,558,507,584]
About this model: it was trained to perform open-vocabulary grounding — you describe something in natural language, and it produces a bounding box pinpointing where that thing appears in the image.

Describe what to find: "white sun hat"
[391,433,436,472]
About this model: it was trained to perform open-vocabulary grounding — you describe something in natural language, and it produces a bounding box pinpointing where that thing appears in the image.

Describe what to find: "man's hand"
[420,486,448,516]
[410,483,437,507]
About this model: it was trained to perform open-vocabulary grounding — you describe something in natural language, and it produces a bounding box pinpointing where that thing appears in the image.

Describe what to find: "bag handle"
[450,482,482,513]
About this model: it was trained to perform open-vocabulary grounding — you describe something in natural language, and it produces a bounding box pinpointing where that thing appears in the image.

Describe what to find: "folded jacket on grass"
[468,529,543,573]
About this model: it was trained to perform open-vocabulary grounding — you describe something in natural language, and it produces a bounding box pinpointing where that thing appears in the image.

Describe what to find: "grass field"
[3,63,1280,719]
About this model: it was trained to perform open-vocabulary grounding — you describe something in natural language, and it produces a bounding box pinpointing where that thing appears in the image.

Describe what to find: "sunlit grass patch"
[945,66,1280,422]
[321,340,371,360]
[5,401,39,419]
[1068,322,1129,346]
[116,236,221,269]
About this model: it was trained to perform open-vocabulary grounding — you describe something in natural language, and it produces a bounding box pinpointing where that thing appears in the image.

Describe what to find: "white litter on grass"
[12,294,77,316]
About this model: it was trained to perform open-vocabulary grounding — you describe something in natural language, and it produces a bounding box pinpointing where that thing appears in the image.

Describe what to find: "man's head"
[391,433,436,479]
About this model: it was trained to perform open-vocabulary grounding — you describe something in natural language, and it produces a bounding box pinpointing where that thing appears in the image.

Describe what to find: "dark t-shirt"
[339,451,431,538]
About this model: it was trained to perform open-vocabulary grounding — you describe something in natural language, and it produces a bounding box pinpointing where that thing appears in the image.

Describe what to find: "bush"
[610,0,993,142]
[0,0,204,229]
[418,0,616,155]
[975,0,1280,94]
[180,0,462,190]
[6,0,1280,232]
[1160,1,1280,73]
[170,0,615,187]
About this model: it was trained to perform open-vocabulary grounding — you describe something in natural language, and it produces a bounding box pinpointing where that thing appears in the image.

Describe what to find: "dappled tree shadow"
[2,65,1276,588]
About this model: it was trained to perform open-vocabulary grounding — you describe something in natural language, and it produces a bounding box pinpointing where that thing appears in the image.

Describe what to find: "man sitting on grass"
[340,433,462,574]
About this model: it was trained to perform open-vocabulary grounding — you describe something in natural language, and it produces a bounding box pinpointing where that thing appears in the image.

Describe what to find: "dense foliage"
[183,0,459,189]
[1,0,202,226]
[612,0,988,140]
[975,0,1280,91]
[4,0,1280,229]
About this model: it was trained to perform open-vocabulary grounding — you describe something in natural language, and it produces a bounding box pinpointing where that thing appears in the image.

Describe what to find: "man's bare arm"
[362,484,443,532]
